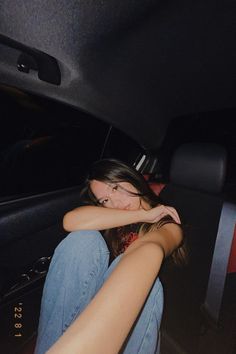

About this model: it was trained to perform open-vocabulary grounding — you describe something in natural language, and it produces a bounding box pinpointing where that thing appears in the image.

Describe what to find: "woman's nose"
[111,196,126,209]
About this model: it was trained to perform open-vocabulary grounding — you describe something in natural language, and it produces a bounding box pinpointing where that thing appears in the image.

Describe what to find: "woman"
[34,159,184,354]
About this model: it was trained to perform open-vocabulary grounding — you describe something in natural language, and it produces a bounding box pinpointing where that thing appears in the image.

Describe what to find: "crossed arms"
[47,205,182,354]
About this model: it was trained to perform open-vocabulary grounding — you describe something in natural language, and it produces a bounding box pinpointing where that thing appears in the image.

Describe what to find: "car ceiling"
[0,0,235,149]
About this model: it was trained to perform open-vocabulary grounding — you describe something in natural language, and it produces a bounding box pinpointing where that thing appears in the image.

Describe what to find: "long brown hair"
[80,158,187,264]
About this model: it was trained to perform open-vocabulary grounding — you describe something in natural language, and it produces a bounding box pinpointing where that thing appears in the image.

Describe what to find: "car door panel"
[0,186,83,354]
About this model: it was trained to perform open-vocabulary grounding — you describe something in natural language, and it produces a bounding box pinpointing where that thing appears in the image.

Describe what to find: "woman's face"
[90,180,148,210]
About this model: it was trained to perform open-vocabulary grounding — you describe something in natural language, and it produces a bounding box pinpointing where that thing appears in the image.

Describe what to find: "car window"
[0,86,110,200]
[102,126,144,166]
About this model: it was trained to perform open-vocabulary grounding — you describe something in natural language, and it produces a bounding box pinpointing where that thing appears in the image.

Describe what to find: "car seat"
[159,143,236,354]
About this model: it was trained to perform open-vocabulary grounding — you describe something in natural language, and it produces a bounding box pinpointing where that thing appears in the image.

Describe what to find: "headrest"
[170,143,227,194]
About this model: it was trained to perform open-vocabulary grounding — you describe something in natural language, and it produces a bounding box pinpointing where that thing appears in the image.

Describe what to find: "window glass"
[102,126,144,166]
[0,86,110,200]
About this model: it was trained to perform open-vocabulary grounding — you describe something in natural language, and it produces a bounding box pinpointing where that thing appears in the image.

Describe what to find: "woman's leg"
[103,254,164,354]
[34,230,110,354]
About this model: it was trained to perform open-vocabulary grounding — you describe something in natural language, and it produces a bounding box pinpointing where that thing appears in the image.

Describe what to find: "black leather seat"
[159,143,231,354]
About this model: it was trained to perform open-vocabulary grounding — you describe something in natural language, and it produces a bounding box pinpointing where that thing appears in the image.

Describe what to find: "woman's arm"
[126,222,182,258]
[63,205,145,231]
[63,205,180,231]
[46,224,182,354]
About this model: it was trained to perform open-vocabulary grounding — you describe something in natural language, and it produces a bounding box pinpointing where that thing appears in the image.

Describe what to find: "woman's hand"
[63,204,180,232]
[143,205,181,224]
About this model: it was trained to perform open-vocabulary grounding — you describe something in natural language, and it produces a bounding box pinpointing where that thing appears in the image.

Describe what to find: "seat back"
[159,143,235,354]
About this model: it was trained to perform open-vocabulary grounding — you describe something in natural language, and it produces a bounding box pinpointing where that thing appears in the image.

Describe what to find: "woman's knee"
[44,230,110,296]
[55,230,109,258]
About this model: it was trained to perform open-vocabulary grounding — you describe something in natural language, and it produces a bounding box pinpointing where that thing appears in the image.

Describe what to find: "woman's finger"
[164,206,181,223]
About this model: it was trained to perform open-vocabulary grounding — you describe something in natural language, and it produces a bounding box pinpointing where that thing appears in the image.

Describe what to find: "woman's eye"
[101,198,108,205]
[112,185,118,192]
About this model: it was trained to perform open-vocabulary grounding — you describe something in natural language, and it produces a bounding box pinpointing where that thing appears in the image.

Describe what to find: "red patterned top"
[119,231,139,254]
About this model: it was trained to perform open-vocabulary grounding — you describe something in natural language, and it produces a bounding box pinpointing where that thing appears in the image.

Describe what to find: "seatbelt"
[203,202,236,324]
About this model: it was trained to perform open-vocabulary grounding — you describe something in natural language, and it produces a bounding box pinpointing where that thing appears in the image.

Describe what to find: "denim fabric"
[34,230,163,354]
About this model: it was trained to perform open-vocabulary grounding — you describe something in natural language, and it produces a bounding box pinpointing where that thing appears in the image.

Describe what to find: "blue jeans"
[34,230,163,354]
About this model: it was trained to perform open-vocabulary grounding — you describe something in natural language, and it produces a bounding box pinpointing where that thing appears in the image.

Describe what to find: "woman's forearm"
[63,205,145,231]
[46,241,164,354]
[63,204,180,232]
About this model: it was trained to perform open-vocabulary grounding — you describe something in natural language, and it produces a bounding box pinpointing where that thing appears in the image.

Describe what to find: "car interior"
[0,1,235,354]
[0,87,235,354]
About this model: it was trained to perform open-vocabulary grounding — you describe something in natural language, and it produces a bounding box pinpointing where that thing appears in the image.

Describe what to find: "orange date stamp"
[13,302,23,337]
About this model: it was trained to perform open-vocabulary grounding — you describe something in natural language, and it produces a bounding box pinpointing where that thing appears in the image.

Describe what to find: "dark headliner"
[0,0,235,149]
